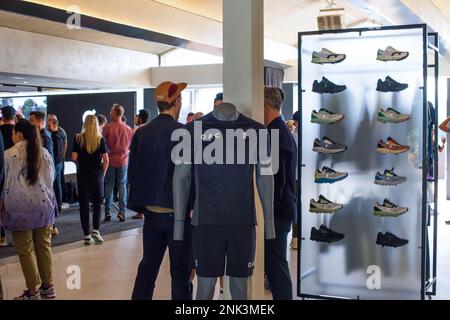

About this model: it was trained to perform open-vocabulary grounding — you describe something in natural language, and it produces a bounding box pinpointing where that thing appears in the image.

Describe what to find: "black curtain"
[264,67,284,88]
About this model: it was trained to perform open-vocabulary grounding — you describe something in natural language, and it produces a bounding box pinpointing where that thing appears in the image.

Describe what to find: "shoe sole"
[373,210,408,217]
[311,56,346,64]
[377,116,410,124]
[311,115,345,125]
[377,53,409,62]
[376,87,408,93]
[310,237,343,243]
[374,179,406,186]
[313,89,347,94]
[376,147,409,155]
[309,206,343,214]
[315,175,348,184]
[313,147,347,154]
[376,241,408,248]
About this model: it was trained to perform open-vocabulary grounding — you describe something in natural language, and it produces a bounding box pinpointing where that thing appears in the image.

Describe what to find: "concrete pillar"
[223,0,265,300]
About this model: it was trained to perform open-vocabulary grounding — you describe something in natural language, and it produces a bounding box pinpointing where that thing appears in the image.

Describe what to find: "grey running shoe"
[311,108,345,124]
[310,195,343,214]
[312,48,346,64]
[313,136,347,154]
[374,168,407,186]
[314,166,348,184]
[14,290,41,300]
[374,199,408,217]
[39,284,56,299]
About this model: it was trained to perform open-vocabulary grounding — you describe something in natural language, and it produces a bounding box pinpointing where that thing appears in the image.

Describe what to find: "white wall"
[150,64,223,87]
[0,27,158,88]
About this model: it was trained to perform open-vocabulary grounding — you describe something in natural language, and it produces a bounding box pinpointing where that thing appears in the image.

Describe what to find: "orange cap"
[155,81,187,104]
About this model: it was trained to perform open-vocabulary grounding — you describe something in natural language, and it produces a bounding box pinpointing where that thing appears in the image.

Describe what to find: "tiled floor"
[0,185,449,300]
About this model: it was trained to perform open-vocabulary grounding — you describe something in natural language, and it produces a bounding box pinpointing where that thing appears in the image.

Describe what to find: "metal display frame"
[296,24,439,300]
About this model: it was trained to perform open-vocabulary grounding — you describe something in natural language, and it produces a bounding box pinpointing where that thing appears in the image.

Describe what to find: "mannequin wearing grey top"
[173,103,276,300]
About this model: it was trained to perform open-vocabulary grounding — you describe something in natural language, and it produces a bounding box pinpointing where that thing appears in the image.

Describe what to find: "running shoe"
[39,284,56,299]
[311,48,346,64]
[310,195,343,214]
[314,166,348,184]
[13,290,41,300]
[311,108,345,124]
[377,108,410,124]
[377,46,409,62]
[376,232,409,248]
[84,235,95,246]
[377,76,408,92]
[0,237,7,247]
[91,230,104,244]
[374,199,408,217]
[374,168,407,186]
[313,77,347,94]
[313,136,347,154]
[310,225,345,243]
[377,137,409,155]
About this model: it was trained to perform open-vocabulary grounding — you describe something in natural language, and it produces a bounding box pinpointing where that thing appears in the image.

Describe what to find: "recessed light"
[23,81,28,84]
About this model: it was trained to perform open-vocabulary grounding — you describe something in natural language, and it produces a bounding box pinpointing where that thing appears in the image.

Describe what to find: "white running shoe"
[377,46,409,62]
[312,48,346,64]
[91,230,104,244]
[84,235,95,245]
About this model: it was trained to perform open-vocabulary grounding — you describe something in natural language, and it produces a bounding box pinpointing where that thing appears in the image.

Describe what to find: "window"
[179,86,223,123]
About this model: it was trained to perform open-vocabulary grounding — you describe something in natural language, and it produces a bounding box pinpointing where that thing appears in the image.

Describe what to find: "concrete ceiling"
[0,10,173,55]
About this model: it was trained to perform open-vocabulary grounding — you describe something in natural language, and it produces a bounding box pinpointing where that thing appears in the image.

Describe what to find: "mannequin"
[173,103,276,300]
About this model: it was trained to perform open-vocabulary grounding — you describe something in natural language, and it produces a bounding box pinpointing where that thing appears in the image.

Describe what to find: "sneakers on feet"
[84,235,95,245]
[52,226,59,237]
[0,237,7,248]
[91,230,104,244]
[104,214,112,222]
[61,202,70,210]
[14,290,41,300]
[39,284,56,299]
[117,213,126,222]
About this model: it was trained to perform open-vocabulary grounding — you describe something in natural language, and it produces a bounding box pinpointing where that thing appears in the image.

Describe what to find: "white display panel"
[298,27,426,300]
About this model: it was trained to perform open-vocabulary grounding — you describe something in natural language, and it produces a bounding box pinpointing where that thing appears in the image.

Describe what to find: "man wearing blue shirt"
[264,87,297,300]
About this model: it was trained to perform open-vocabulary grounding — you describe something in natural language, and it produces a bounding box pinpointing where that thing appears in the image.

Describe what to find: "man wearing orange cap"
[128,81,192,300]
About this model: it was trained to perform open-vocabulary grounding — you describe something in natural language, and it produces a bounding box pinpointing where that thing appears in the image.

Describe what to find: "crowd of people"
[0,81,300,301]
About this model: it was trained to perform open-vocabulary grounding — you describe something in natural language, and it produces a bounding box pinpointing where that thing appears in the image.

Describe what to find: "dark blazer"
[267,116,297,222]
[127,114,183,213]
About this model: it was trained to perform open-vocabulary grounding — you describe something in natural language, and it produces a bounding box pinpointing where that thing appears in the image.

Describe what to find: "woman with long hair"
[72,115,109,245]
[1,120,57,300]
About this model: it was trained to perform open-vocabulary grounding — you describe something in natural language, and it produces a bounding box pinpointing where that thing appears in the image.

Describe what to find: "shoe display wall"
[298,25,435,300]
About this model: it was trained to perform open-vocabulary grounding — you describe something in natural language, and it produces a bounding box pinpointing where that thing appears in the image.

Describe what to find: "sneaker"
[377,46,409,62]
[84,235,95,245]
[376,232,408,248]
[104,214,112,222]
[310,225,345,243]
[117,213,126,222]
[311,48,346,64]
[91,230,104,244]
[132,213,144,220]
[39,284,56,299]
[375,168,407,186]
[374,199,408,217]
[61,202,70,210]
[377,76,408,92]
[290,237,298,250]
[311,109,345,124]
[313,136,347,154]
[13,290,41,300]
[377,137,409,155]
[51,226,59,237]
[310,195,343,214]
[315,166,348,184]
[312,77,347,94]
[377,108,410,124]
[0,237,7,248]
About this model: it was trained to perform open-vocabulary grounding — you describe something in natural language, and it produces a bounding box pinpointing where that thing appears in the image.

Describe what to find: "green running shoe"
[311,108,345,124]
[377,108,410,124]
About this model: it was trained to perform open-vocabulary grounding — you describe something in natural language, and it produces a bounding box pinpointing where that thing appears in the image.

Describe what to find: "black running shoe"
[376,76,408,92]
[312,77,347,94]
[376,232,408,248]
[310,225,345,243]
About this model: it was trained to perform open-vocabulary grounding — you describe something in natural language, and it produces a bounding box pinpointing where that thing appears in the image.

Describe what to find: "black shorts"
[192,225,256,278]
